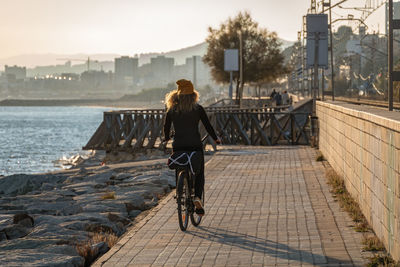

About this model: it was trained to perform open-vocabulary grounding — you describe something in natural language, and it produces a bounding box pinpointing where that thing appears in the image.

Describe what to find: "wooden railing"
[213,110,311,146]
[83,104,312,151]
[83,109,164,151]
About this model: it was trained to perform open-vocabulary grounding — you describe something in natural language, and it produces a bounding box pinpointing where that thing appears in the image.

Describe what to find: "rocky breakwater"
[0,159,175,266]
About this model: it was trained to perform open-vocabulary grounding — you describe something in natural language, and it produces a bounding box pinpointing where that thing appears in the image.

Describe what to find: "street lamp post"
[313,32,320,114]
[298,31,303,95]
[388,0,394,111]
[239,31,244,108]
[328,0,335,100]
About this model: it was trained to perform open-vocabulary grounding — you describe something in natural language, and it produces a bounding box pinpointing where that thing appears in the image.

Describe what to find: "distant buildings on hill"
[0,54,214,97]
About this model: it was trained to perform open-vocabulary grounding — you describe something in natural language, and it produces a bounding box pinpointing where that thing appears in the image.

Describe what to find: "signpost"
[224,49,239,100]
[306,14,329,68]
[307,14,328,143]
[306,14,329,115]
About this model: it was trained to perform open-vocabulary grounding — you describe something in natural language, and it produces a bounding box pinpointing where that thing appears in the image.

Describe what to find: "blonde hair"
[165,89,199,112]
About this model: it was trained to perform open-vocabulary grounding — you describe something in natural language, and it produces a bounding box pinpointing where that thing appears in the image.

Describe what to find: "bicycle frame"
[176,166,203,231]
[176,167,195,204]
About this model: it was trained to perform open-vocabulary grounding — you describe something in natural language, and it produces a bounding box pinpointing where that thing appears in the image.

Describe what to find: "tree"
[203,11,288,94]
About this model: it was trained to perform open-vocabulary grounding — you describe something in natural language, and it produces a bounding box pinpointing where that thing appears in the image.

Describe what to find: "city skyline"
[0,0,387,61]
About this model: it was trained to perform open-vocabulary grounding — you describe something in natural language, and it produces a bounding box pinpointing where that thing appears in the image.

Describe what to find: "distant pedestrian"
[270,89,277,99]
[281,90,289,105]
[274,92,282,106]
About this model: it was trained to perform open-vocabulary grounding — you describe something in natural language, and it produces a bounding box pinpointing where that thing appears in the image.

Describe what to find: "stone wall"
[317,101,400,261]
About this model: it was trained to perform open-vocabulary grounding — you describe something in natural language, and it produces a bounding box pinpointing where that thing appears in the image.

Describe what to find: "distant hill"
[139,42,208,66]
[137,39,294,66]
[0,38,294,72]
[280,39,296,50]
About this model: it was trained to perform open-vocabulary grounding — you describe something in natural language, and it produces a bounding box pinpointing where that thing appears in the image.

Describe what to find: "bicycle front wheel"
[177,171,189,231]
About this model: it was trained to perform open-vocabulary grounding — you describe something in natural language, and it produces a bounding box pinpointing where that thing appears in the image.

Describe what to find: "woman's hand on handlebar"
[161,139,169,151]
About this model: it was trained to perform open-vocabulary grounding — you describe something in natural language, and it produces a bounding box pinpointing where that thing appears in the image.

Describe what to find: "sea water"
[0,106,109,176]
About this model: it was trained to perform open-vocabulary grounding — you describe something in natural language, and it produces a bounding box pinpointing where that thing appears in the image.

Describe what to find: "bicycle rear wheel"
[190,190,204,227]
[177,170,189,231]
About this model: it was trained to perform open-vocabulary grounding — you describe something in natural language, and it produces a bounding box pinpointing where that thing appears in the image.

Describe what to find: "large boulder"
[59,204,83,216]
[28,216,88,242]
[0,238,59,250]
[41,183,55,191]
[3,224,30,239]
[25,201,80,216]
[91,241,109,257]
[61,182,96,195]
[0,232,6,241]
[0,174,65,196]
[87,171,115,184]
[0,250,84,267]
[127,209,141,218]
[58,221,89,232]
[13,213,34,227]
[124,201,146,212]
[111,173,132,181]
[81,201,128,215]
[106,213,131,226]
[29,225,88,242]
[0,215,13,230]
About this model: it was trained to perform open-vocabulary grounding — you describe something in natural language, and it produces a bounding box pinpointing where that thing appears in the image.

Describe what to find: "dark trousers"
[194,150,204,199]
[174,150,204,199]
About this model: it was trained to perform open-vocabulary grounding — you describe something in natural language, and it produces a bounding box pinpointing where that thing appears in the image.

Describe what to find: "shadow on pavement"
[187,226,355,266]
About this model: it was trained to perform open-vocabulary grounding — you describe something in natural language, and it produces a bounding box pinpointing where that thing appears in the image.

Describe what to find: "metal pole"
[298,31,302,95]
[314,33,320,115]
[310,70,312,97]
[229,71,233,99]
[322,1,325,101]
[349,56,352,94]
[322,69,325,100]
[388,0,394,111]
[303,15,307,98]
[239,31,244,108]
[311,0,316,13]
[329,0,335,101]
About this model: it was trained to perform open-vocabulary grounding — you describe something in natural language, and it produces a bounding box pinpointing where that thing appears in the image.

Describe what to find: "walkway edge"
[93,189,175,266]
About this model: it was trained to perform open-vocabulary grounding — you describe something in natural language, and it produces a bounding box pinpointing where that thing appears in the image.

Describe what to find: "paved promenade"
[94,146,372,267]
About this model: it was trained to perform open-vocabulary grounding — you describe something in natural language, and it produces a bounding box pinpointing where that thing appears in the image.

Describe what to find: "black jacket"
[163,104,218,151]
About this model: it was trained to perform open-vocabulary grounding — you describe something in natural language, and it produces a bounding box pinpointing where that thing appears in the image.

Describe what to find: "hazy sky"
[0,0,386,58]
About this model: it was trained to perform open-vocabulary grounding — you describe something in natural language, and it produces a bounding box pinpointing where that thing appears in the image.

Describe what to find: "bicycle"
[175,164,204,231]
[164,135,221,231]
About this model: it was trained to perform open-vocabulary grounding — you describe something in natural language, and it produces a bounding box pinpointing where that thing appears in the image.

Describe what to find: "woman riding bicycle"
[163,79,220,216]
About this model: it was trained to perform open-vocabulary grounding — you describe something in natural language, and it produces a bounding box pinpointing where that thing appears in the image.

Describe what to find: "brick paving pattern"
[94,146,372,267]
